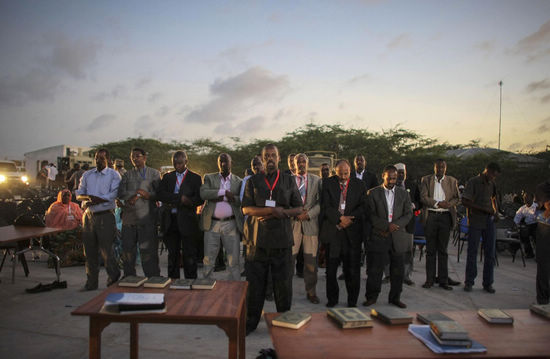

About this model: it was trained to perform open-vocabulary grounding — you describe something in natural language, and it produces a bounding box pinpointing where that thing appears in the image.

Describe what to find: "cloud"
[541,94,550,103]
[213,116,266,134]
[134,115,154,130]
[535,117,550,133]
[135,77,151,89]
[387,34,411,49]
[45,34,101,79]
[156,106,170,117]
[524,140,547,151]
[346,74,370,85]
[474,40,495,53]
[186,67,290,124]
[86,114,116,131]
[511,19,550,62]
[526,79,550,93]
[148,92,162,103]
[0,68,60,106]
[508,142,523,151]
[92,85,126,101]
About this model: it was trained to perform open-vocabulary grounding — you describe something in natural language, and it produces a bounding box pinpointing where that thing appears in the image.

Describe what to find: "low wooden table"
[265,309,550,358]
[72,280,248,359]
[0,225,65,283]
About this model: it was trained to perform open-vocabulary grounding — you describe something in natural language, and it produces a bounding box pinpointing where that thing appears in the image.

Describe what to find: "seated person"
[45,189,84,230]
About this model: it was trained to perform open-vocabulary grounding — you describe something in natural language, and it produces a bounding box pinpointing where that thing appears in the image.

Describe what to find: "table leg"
[90,317,110,359]
[239,302,246,359]
[217,322,238,359]
[130,322,139,359]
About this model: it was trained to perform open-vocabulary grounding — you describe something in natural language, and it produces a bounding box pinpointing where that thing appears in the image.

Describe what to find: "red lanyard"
[176,170,188,189]
[340,178,350,201]
[264,170,280,200]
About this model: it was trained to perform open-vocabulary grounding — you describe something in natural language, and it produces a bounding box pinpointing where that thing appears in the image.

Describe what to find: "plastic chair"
[412,216,426,261]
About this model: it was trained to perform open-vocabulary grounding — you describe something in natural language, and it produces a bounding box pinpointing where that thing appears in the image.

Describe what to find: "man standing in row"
[76,149,121,291]
[117,147,161,278]
[200,153,243,281]
[463,162,501,293]
[242,144,303,335]
[320,159,366,307]
[420,159,460,290]
[364,165,412,308]
[291,153,322,304]
[157,151,203,279]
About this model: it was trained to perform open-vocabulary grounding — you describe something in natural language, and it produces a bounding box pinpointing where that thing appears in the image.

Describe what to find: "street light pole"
[498,81,503,151]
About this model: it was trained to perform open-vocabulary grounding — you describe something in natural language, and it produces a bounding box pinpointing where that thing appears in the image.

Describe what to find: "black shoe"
[296,271,304,278]
[338,273,345,280]
[326,301,337,308]
[106,275,120,287]
[52,280,67,289]
[26,283,52,293]
[214,265,226,272]
[526,253,535,259]
[381,276,390,284]
[79,283,98,292]
[347,303,357,308]
[307,293,320,304]
[439,284,453,291]
[464,284,473,292]
[265,293,274,301]
[422,282,433,289]
[240,270,246,277]
[483,285,496,294]
[362,298,377,306]
[403,278,415,286]
[389,300,407,308]
[447,278,461,286]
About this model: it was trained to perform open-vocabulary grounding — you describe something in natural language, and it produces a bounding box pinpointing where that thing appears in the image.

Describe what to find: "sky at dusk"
[1,0,549,158]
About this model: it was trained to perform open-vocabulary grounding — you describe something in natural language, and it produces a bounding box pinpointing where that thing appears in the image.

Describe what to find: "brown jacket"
[419,174,460,228]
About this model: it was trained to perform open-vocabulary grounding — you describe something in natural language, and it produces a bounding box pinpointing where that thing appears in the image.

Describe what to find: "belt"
[428,210,450,215]
[90,209,114,216]
[212,215,235,222]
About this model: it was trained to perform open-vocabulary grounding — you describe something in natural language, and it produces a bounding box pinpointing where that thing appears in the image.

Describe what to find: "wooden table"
[72,280,248,359]
[0,225,65,283]
[265,309,550,358]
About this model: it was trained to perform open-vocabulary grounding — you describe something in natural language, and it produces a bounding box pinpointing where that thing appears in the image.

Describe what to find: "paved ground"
[0,243,537,359]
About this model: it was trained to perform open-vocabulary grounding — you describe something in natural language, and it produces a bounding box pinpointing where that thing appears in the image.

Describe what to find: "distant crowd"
[40,145,550,335]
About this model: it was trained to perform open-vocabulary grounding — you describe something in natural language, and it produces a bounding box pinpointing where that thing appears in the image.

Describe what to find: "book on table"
[416,312,453,325]
[370,307,413,325]
[530,303,550,319]
[430,320,469,341]
[170,278,194,290]
[271,312,312,329]
[477,308,514,324]
[101,293,166,314]
[143,276,172,288]
[118,275,148,287]
[408,325,486,354]
[191,278,216,290]
[430,329,472,347]
[327,307,373,329]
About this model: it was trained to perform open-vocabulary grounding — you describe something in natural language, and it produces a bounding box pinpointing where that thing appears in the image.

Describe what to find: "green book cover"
[530,304,550,318]
[430,320,469,340]
[477,309,513,324]
[371,307,413,325]
[416,312,453,325]
[143,276,172,288]
[272,312,312,329]
[170,279,193,289]
[327,307,372,329]
[192,278,216,289]
[118,275,148,287]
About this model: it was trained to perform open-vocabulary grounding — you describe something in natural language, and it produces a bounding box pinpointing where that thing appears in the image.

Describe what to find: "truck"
[304,151,337,175]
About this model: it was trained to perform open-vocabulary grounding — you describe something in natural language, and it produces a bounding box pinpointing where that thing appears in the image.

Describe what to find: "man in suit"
[157,150,204,279]
[320,159,366,307]
[200,153,243,281]
[420,159,460,290]
[291,153,322,304]
[242,144,303,335]
[364,165,413,308]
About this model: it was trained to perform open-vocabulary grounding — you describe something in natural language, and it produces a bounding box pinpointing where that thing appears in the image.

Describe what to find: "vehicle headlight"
[0,175,6,183]
[21,175,29,183]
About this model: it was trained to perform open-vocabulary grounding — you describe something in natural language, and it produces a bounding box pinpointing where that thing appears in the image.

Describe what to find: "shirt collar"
[435,175,446,183]
[383,185,395,193]
[176,169,187,177]
[219,172,231,180]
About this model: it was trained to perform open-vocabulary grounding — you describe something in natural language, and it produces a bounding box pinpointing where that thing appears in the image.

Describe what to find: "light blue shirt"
[76,167,121,212]
[171,169,187,213]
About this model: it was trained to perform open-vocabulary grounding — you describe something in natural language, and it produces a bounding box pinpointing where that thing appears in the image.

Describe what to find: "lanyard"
[175,170,188,191]
[264,170,280,200]
[139,167,147,180]
[339,178,350,201]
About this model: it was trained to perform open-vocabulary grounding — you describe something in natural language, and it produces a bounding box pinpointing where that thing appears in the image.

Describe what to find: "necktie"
[298,176,306,202]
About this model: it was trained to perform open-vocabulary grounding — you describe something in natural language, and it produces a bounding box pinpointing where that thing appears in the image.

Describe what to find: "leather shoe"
[447,278,461,286]
[422,282,433,289]
[362,298,377,307]
[403,278,415,286]
[381,276,390,284]
[347,303,357,308]
[464,284,473,292]
[389,300,407,308]
[307,293,320,304]
[483,285,496,294]
[326,301,337,308]
[79,283,98,292]
[106,274,120,287]
[338,273,345,280]
[439,284,453,291]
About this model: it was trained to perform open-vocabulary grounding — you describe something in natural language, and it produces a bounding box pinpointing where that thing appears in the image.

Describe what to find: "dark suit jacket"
[367,185,413,253]
[352,170,378,191]
[401,180,421,234]
[319,176,366,257]
[157,169,204,237]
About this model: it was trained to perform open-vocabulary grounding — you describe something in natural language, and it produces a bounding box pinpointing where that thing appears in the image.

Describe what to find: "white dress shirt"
[384,185,395,222]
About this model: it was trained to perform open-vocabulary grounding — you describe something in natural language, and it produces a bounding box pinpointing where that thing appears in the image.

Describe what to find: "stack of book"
[416,312,453,325]
[429,320,472,347]
[143,276,172,288]
[118,276,148,287]
[101,293,166,314]
[530,303,550,319]
[370,307,413,325]
[170,278,216,290]
[327,307,373,329]
[477,308,514,324]
[271,312,312,329]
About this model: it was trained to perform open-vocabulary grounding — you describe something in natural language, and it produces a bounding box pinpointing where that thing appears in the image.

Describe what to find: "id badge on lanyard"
[264,171,280,208]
